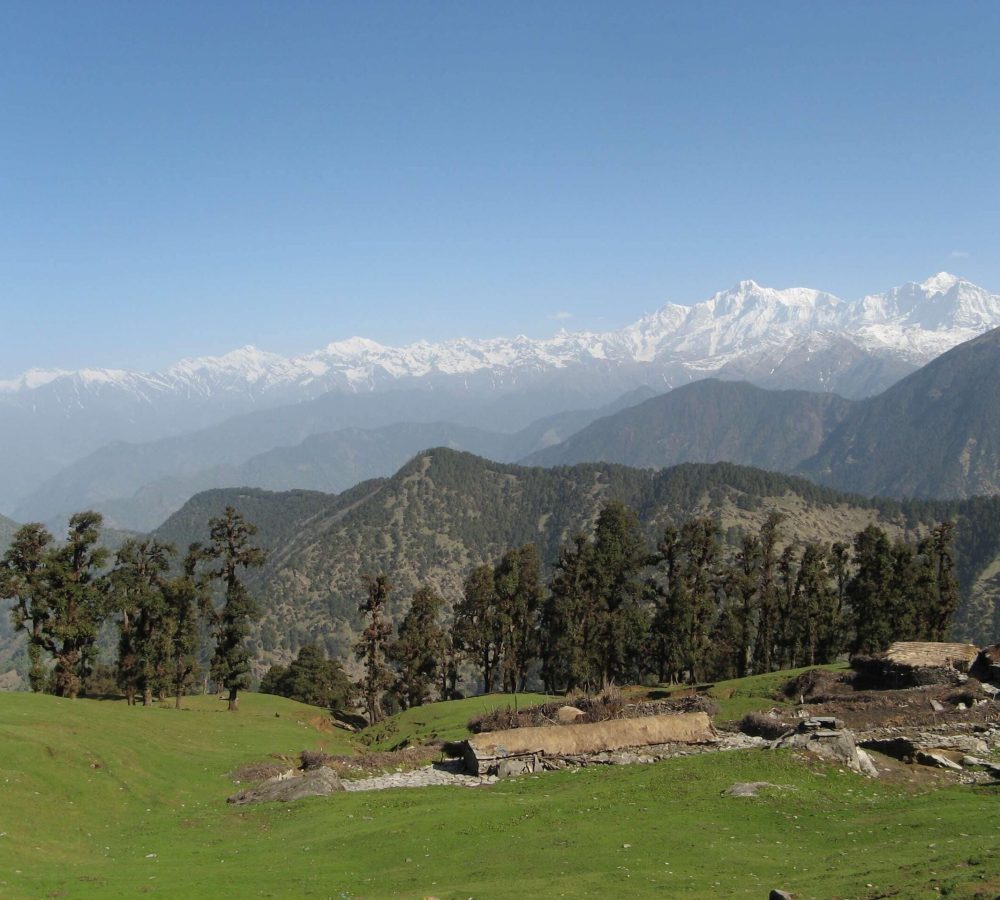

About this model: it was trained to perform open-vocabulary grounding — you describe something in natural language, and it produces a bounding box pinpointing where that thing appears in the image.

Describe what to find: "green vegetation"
[143,452,1000,668]
[1,686,998,899]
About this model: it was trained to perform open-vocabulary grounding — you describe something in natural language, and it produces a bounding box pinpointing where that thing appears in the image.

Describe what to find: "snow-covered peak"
[4,273,999,402]
[922,272,961,294]
[0,368,68,393]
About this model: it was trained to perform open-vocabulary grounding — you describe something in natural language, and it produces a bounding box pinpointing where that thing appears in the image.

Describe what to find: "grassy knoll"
[358,691,550,749]
[1,686,998,898]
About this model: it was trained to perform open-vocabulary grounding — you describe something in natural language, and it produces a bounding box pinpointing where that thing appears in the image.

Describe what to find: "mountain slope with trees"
[804,326,1000,499]
[525,325,1000,502]
[523,380,853,472]
[152,450,1000,666]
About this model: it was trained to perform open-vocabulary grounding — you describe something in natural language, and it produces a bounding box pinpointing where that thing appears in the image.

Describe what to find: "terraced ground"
[1,680,998,898]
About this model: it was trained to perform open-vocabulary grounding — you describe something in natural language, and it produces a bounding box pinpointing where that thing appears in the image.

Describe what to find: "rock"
[769,891,794,900]
[957,702,968,711]
[914,750,963,771]
[930,698,945,712]
[801,716,843,730]
[855,748,879,778]
[916,734,988,754]
[979,682,999,697]
[774,723,876,776]
[554,706,586,724]
[960,756,1000,776]
[724,782,790,798]
[227,766,345,804]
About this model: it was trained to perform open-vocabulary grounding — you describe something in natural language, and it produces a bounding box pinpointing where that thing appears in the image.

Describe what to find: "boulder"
[915,750,963,771]
[227,766,345,805]
[774,722,878,777]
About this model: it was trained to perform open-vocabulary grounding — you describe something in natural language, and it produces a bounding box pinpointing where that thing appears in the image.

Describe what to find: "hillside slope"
[523,380,853,472]
[153,450,1000,658]
[804,325,1000,498]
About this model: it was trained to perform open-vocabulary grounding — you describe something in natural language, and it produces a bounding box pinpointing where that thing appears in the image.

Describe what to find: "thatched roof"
[884,641,979,670]
[466,711,716,760]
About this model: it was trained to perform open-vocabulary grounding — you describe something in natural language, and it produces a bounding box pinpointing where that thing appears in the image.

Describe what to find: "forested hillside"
[805,326,1000,498]
[152,450,1000,666]
[523,380,853,471]
[525,325,1000,502]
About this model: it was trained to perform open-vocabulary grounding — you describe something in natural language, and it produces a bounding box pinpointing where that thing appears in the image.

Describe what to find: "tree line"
[352,501,959,720]
[0,507,264,711]
[2,499,961,724]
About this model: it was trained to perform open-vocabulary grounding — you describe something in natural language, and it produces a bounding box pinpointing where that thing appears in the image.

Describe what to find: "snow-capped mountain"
[2,272,999,516]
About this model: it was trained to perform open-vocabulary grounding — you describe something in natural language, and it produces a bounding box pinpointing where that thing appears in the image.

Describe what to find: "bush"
[738,711,793,740]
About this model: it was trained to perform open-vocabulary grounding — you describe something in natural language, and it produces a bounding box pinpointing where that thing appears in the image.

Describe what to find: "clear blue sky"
[2,1,999,377]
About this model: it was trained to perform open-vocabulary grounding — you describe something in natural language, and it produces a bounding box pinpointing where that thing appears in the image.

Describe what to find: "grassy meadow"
[0,683,998,898]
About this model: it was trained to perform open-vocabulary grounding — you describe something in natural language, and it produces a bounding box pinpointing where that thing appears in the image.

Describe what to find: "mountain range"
[530,324,1000,501]
[145,451,1000,671]
[4,272,999,522]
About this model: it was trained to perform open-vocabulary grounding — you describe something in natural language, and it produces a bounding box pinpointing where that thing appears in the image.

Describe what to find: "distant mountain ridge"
[2,272,997,514]
[14,389,656,532]
[528,324,1000,501]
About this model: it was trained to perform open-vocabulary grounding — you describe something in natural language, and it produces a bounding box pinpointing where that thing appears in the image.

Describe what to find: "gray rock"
[774,723,876,777]
[930,699,945,712]
[915,750,963,771]
[724,782,790,798]
[227,766,345,804]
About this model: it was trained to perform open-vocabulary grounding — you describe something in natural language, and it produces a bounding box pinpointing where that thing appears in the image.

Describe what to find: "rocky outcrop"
[227,766,345,805]
[772,717,879,778]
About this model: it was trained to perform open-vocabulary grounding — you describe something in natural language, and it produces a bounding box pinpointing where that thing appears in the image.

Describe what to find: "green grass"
[1,682,998,898]
[358,691,550,749]
[707,663,848,721]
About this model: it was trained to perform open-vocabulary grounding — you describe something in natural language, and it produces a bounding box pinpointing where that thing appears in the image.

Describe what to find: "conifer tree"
[849,524,897,654]
[203,507,265,711]
[1,522,55,692]
[540,534,596,691]
[750,512,783,673]
[454,563,502,693]
[388,585,445,708]
[494,544,543,692]
[591,501,649,686]
[165,545,206,708]
[111,539,175,706]
[355,574,393,723]
[47,513,111,698]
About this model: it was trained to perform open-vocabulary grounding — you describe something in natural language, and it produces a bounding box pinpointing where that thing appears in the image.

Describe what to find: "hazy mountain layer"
[3,272,997,512]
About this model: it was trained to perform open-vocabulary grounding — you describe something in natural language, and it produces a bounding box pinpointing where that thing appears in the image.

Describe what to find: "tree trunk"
[175,692,182,709]
[228,686,239,711]
[143,687,153,707]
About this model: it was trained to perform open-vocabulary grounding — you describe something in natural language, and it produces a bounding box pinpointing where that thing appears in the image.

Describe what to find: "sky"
[1,1,999,377]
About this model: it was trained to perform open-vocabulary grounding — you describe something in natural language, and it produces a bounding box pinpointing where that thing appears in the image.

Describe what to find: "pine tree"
[355,574,393,723]
[203,507,265,711]
[261,643,352,711]
[540,534,597,692]
[388,585,445,708]
[590,501,649,686]
[750,512,783,674]
[849,524,897,654]
[1,522,55,692]
[494,544,543,692]
[454,563,502,693]
[165,544,206,708]
[110,539,175,706]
